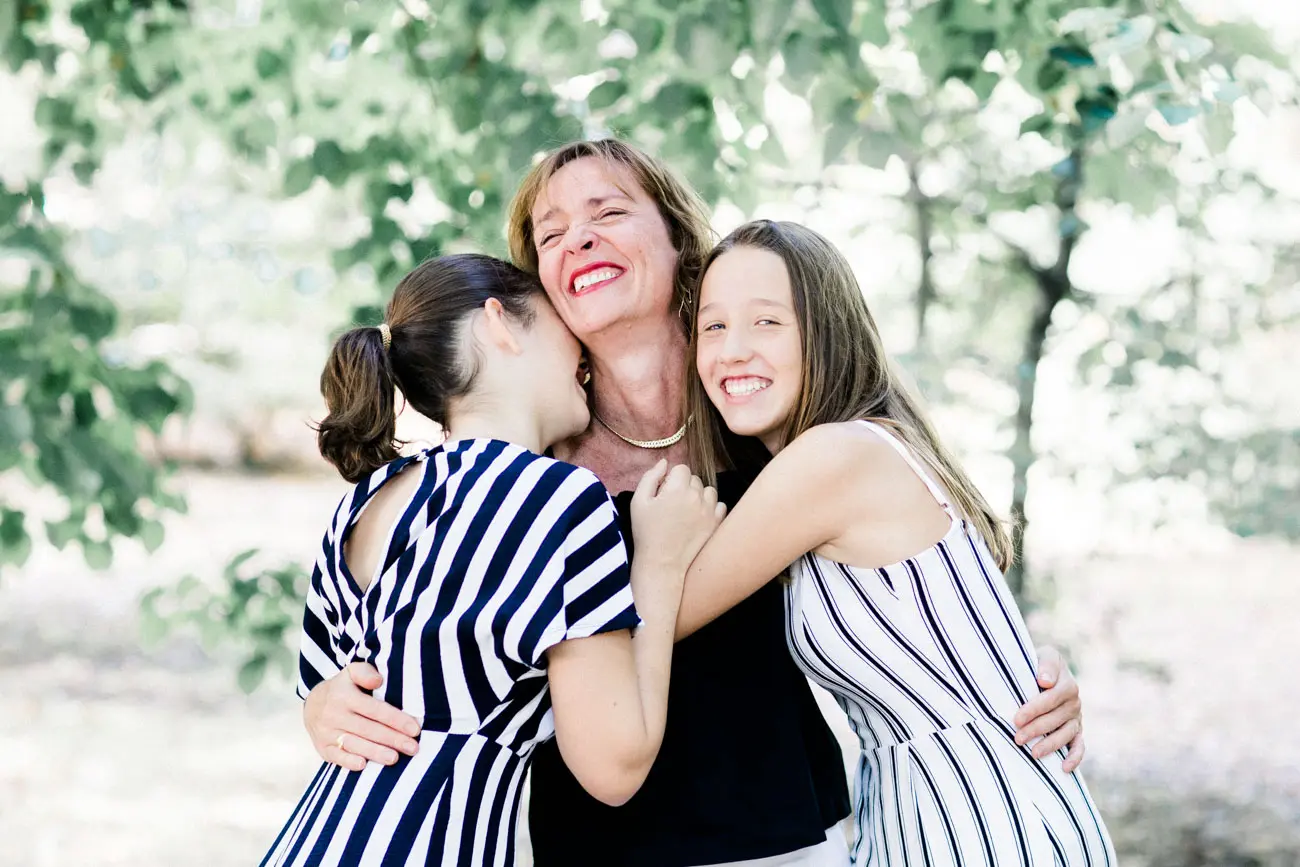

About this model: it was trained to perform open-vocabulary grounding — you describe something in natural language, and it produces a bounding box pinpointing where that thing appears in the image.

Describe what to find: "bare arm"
[547,462,724,805]
[674,425,862,641]
[670,423,1088,770]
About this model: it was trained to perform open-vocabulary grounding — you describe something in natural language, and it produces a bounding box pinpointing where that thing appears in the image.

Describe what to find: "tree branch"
[906,158,938,353]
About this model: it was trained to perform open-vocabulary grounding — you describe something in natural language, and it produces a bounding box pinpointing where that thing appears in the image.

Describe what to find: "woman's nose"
[564,224,597,254]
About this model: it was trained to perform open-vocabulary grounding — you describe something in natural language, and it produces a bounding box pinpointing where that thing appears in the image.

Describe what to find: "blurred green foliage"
[1,177,190,573]
[4,0,1295,687]
[140,550,309,692]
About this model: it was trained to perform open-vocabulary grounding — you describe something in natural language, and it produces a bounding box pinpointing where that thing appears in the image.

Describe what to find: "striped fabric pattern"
[784,421,1115,867]
[263,437,640,867]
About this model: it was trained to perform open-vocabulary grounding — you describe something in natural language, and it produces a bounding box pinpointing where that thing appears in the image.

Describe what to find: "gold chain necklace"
[592,410,688,450]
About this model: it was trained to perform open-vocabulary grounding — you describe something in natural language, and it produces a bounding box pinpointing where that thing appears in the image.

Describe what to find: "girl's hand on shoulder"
[630,460,727,580]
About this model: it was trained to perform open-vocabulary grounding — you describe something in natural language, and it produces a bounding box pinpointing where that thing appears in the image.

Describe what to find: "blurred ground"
[2,470,1297,866]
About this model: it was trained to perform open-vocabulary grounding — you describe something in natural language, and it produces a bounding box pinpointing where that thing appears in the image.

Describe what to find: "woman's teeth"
[573,267,621,293]
[724,378,770,396]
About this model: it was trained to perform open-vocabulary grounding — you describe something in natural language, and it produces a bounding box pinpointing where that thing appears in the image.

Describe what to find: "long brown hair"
[685,220,1014,570]
[315,254,543,483]
[506,138,716,330]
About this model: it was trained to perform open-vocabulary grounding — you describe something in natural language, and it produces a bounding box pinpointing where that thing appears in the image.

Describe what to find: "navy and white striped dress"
[785,421,1115,866]
[263,437,639,867]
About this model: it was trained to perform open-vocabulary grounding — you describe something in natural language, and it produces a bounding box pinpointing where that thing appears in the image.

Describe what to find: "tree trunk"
[1004,143,1083,602]
[1005,270,1070,599]
[909,160,937,356]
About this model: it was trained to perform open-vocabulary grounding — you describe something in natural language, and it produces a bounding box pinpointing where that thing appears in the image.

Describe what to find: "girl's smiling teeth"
[571,266,624,295]
[722,376,771,397]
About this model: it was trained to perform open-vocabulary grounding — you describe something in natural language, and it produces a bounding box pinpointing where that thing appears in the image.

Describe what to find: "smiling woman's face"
[528,157,680,341]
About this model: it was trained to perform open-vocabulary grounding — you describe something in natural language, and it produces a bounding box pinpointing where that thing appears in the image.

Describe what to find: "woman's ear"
[479,298,523,355]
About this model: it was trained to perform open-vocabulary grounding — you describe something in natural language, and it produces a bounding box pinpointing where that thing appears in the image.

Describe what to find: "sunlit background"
[2,1,1297,865]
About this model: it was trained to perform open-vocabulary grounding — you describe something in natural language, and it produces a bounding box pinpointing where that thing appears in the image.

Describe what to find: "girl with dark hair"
[262,253,723,866]
[680,221,1115,866]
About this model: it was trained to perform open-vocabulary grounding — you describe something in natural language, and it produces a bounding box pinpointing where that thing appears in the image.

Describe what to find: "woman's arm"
[547,462,724,806]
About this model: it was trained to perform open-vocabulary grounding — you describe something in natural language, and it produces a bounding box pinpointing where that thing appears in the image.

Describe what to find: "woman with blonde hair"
[301,141,1090,867]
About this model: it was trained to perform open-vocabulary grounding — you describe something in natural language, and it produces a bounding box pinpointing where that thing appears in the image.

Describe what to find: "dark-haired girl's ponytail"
[314,325,400,483]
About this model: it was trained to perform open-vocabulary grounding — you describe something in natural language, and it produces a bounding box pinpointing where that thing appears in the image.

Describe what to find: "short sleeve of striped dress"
[294,560,343,700]
[525,467,641,667]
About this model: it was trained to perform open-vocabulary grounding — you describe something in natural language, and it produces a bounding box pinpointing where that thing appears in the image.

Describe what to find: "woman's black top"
[528,469,851,866]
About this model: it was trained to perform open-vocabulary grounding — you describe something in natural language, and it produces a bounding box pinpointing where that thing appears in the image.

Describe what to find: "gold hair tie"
[378,323,392,352]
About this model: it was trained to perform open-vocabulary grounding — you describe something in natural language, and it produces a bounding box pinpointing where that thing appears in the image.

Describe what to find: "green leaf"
[781,30,821,85]
[311,140,351,186]
[1035,60,1068,92]
[857,5,889,46]
[0,190,28,223]
[542,16,580,53]
[0,509,30,566]
[651,81,710,117]
[675,18,735,77]
[123,383,183,433]
[1078,86,1120,135]
[140,519,165,553]
[1019,113,1054,137]
[139,588,170,645]
[283,158,316,197]
[69,300,117,341]
[255,48,286,80]
[1048,45,1096,67]
[811,0,852,35]
[627,15,665,53]
[365,179,414,214]
[83,538,113,570]
[34,96,75,130]
[45,516,81,550]
[237,655,269,694]
[857,131,897,170]
[1157,102,1199,126]
[750,0,797,51]
[1202,108,1235,153]
[969,69,999,101]
[225,548,260,581]
[586,80,628,111]
[823,116,859,166]
[946,0,1008,32]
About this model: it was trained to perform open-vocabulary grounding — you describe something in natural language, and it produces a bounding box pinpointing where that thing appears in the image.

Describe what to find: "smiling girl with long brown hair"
[679,220,1115,866]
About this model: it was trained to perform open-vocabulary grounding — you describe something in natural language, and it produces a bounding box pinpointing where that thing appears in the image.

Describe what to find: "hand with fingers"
[1013,645,1085,772]
[303,661,423,771]
[630,461,727,596]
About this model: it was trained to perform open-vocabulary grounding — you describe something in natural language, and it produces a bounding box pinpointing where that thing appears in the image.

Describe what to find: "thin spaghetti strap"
[855,420,955,517]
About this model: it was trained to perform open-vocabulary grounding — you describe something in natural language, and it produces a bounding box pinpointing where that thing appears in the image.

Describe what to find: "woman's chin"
[564,296,673,342]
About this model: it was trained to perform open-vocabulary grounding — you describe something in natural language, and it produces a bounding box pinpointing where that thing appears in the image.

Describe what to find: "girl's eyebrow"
[697,298,792,316]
